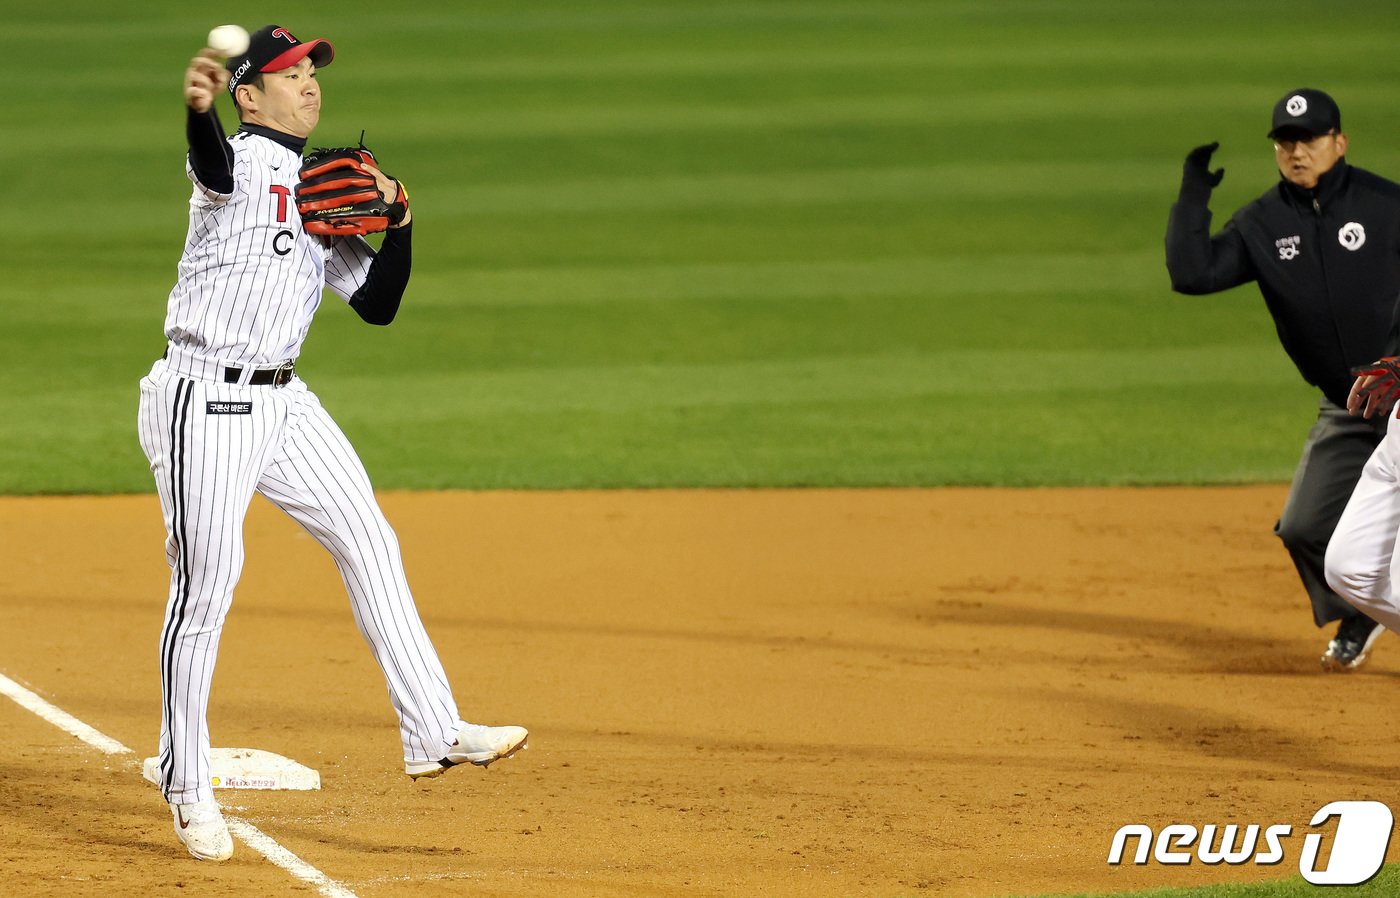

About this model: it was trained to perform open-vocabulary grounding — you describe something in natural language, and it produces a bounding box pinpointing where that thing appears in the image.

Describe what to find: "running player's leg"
[138,369,284,803]
[254,384,462,765]
[1326,420,1400,631]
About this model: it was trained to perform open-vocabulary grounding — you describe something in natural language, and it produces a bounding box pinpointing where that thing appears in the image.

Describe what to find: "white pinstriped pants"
[137,358,464,803]
[1326,411,1400,631]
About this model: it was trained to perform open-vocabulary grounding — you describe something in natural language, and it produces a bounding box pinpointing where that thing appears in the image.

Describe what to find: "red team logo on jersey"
[268,185,291,223]
[268,186,295,255]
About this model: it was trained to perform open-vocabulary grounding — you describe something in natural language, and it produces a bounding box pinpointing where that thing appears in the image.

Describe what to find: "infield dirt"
[2,487,1399,897]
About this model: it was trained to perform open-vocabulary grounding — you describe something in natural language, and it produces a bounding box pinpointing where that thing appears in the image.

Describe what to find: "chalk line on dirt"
[0,670,359,898]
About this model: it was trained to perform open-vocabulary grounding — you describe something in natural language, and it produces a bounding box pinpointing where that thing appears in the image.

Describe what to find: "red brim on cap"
[262,38,335,73]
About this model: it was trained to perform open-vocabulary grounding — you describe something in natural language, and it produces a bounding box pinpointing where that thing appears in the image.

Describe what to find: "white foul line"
[0,670,134,755]
[0,670,359,898]
[225,819,360,898]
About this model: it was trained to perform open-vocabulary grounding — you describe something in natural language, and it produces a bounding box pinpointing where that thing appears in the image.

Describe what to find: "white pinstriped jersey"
[165,131,375,367]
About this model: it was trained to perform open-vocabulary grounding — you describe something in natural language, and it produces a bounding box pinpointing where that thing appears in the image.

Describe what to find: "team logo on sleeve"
[1276,235,1301,261]
[1339,222,1367,251]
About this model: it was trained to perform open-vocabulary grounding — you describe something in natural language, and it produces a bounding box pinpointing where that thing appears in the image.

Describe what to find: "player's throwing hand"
[184,50,228,113]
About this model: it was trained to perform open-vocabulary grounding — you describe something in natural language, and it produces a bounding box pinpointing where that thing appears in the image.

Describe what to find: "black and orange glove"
[295,145,409,236]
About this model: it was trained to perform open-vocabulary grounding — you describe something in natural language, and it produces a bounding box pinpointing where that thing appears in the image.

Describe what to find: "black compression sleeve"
[186,107,234,194]
[348,224,413,326]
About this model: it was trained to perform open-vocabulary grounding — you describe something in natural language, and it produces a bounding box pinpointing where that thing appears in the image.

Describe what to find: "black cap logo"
[1268,88,1341,139]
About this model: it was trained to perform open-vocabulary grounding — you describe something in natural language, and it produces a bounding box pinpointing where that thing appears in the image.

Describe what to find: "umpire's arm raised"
[1165,142,1255,294]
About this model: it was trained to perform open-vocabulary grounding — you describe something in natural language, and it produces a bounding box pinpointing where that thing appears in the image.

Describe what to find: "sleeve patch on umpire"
[207,401,253,415]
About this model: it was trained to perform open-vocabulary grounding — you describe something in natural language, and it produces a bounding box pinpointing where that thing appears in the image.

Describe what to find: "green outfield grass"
[1017,861,1400,898]
[7,0,1400,493]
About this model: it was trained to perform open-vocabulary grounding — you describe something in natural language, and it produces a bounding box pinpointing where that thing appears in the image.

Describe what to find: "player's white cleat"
[170,798,234,861]
[405,724,529,779]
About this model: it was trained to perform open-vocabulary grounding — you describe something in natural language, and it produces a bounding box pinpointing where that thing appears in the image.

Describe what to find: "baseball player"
[139,25,527,862]
[1326,359,1400,639]
[1165,88,1400,672]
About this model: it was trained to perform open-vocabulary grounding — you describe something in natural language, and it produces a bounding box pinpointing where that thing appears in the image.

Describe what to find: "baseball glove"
[1349,356,1400,419]
[295,145,409,236]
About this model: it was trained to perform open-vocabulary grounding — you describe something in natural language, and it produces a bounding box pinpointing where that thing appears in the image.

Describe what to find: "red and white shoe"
[405,724,529,779]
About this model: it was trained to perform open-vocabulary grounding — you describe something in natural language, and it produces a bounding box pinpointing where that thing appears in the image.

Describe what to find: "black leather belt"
[160,348,295,386]
[227,361,295,386]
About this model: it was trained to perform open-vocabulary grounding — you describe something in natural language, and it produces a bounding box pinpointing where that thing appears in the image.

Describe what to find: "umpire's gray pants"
[1276,397,1388,627]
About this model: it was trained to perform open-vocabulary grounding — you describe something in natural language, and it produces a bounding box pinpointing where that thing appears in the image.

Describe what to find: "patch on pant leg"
[206,401,252,415]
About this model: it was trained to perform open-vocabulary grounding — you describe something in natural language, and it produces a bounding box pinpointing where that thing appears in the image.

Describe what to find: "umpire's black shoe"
[1321,614,1385,672]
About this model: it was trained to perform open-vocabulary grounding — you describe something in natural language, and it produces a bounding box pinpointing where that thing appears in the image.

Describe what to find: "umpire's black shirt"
[1166,159,1400,409]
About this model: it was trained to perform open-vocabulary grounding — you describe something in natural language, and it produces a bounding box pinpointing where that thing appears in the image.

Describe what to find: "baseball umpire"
[1166,88,1400,672]
[140,25,528,861]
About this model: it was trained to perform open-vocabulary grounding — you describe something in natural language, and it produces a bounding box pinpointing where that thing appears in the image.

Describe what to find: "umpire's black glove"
[1179,142,1225,205]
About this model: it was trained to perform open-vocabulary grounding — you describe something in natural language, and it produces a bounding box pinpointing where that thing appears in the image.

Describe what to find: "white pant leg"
[254,383,462,764]
[1325,415,1400,630]
[137,363,286,803]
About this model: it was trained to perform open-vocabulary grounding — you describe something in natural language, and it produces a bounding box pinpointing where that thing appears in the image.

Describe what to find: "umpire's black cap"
[227,25,335,95]
[1268,88,1341,139]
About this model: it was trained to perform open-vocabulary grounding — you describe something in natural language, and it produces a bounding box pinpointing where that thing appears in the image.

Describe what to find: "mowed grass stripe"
[325,346,1301,416]
[432,164,1173,216]
[19,161,1171,232]
[313,384,1312,490]
[401,253,1163,306]
[373,90,1266,141]
[370,33,1398,81]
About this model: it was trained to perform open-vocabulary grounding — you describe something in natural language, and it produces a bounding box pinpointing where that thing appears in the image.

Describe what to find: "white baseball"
[207,24,250,58]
